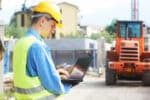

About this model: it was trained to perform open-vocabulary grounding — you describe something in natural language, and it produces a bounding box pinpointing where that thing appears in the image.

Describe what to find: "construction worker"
[13,1,72,100]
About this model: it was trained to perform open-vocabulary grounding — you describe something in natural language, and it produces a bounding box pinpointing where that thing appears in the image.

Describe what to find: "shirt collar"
[25,28,43,41]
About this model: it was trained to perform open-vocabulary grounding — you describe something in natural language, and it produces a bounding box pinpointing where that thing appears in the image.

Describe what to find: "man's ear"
[39,16,46,27]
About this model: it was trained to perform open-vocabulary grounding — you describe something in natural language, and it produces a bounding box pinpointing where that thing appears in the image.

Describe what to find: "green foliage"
[5,25,27,38]
[0,93,5,100]
[88,31,115,43]
[89,33,101,40]
[102,32,115,43]
[105,19,117,35]
[58,31,115,43]
[62,32,83,38]
[0,91,14,100]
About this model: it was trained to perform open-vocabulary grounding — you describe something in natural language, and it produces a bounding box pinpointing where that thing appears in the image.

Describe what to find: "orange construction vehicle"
[105,20,150,85]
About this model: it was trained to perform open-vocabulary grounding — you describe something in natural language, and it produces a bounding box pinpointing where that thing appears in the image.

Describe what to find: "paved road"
[64,74,150,100]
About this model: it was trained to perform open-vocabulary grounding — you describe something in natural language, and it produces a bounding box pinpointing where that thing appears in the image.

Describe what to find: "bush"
[88,31,115,43]
[5,25,27,38]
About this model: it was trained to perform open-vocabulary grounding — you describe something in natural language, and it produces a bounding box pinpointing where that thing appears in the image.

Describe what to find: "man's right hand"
[57,68,70,80]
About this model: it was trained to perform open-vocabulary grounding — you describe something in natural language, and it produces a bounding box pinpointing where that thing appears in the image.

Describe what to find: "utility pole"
[131,0,139,20]
[22,0,27,12]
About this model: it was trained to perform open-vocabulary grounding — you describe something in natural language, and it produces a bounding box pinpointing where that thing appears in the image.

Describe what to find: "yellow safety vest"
[13,36,63,100]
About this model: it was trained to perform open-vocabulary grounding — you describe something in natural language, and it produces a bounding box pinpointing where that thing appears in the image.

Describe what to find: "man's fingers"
[60,75,68,80]
[57,68,69,77]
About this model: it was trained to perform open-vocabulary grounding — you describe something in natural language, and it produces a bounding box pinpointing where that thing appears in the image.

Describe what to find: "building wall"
[16,13,30,27]
[86,25,103,37]
[0,22,4,37]
[16,14,21,27]
[0,20,4,94]
[144,27,150,51]
[57,2,79,38]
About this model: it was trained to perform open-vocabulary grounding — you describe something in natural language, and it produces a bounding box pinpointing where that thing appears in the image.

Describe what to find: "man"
[13,1,72,100]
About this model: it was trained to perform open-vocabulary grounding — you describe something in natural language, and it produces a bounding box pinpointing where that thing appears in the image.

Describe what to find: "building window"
[60,20,62,24]
[60,9,62,14]
[147,28,150,34]
[21,14,25,27]
[89,43,94,49]
[52,30,56,38]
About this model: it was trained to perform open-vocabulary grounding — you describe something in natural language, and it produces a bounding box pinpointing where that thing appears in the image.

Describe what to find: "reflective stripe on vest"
[14,86,45,94]
[14,86,58,100]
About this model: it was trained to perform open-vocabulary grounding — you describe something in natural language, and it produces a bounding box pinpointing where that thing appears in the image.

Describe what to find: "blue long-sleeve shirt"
[25,28,71,95]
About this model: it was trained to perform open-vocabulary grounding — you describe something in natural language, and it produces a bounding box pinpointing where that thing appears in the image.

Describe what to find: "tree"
[5,25,27,38]
[63,32,83,38]
[105,19,117,35]
[89,33,101,40]
[88,31,115,43]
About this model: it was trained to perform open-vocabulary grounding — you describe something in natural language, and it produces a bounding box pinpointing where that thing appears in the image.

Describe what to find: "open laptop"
[61,55,93,84]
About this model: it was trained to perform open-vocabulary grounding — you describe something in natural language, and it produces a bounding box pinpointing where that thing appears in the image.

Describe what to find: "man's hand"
[65,66,73,73]
[56,64,73,75]
[57,68,70,80]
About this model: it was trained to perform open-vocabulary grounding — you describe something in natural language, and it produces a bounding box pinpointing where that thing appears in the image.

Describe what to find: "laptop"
[61,55,93,84]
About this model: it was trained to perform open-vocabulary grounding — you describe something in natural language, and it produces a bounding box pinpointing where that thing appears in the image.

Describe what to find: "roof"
[117,20,143,23]
[14,6,33,15]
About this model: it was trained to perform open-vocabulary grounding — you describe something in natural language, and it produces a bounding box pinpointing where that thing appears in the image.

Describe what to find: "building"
[79,25,104,37]
[10,8,32,28]
[144,27,150,51]
[86,25,103,37]
[56,2,79,38]
[10,2,79,39]
[0,20,4,37]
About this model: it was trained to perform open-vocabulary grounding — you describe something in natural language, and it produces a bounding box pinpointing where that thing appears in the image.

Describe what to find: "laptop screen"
[69,55,93,79]
[69,65,85,79]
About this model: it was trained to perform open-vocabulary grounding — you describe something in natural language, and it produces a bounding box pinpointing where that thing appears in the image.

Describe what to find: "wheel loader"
[105,20,150,85]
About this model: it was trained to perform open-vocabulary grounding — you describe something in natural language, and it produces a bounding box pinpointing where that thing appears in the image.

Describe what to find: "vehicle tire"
[105,59,109,68]
[142,71,150,86]
[105,68,116,85]
[105,59,117,85]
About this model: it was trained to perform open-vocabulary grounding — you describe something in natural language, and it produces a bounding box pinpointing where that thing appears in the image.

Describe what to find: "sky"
[0,0,150,27]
